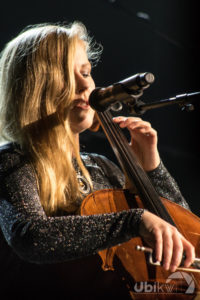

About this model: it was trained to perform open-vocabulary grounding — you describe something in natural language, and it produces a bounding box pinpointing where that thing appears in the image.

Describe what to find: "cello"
[81,74,200,299]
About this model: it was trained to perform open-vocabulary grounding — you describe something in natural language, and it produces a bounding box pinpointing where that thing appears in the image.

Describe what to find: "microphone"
[89,72,155,112]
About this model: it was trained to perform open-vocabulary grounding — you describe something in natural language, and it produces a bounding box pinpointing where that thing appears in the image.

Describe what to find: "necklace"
[76,172,91,195]
[73,158,91,195]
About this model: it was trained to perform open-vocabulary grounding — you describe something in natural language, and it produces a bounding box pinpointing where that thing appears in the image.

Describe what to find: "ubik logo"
[166,272,195,294]
[133,271,195,294]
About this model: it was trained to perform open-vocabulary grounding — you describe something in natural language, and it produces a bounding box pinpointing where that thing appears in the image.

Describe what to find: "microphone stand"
[126,91,200,115]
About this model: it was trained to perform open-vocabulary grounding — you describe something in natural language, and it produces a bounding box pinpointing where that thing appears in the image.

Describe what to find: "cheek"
[89,107,95,117]
[89,78,95,91]
[82,108,95,130]
[87,108,95,124]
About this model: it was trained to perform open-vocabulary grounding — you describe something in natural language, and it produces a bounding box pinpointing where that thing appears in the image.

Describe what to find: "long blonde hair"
[0,22,102,215]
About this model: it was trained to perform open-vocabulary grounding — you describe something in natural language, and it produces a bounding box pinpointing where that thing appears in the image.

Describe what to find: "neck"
[73,133,80,151]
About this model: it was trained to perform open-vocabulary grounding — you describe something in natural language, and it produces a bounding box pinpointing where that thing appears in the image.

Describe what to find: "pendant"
[77,174,90,194]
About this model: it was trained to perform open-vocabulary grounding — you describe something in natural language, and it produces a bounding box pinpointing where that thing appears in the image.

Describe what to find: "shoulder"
[81,152,125,188]
[81,152,120,172]
[0,143,40,204]
[0,142,27,167]
[0,142,34,181]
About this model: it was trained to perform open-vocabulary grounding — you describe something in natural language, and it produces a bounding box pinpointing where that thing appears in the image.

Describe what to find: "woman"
[0,22,195,299]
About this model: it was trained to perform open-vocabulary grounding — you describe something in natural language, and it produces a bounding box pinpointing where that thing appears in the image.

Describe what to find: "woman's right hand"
[139,210,195,272]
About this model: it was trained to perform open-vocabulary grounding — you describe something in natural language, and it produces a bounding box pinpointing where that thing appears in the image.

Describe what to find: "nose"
[75,74,91,95]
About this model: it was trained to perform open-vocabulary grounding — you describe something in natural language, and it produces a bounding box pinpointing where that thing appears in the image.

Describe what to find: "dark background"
[1,0,199,215]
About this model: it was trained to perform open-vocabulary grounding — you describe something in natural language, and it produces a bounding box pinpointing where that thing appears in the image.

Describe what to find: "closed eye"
[81,62,92,78]
[82,73,91,78]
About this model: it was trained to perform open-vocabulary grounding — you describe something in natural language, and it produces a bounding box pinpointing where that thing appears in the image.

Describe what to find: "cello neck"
[97,110,176,226]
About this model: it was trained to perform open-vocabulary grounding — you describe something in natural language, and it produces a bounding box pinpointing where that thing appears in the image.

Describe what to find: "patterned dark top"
[0,142,190,299]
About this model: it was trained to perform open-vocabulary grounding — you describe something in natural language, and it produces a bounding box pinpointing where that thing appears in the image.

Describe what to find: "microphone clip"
[89,72,155,112]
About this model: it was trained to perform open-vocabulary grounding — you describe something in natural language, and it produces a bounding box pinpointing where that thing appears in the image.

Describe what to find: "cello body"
[81,188,200,299]
[80,108,200,299]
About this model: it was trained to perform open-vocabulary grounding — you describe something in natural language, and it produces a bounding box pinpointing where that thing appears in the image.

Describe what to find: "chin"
[71,117,94,134]
[79,119,94,133]
[70,108,95,133]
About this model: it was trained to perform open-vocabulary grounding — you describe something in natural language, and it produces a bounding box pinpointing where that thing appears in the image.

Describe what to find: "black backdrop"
[1,0,199,215]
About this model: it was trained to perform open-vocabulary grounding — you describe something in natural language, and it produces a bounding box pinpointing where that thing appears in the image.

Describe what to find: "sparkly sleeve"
[147,160,190,210]
[0,152,143,264]
[89,154,190,210]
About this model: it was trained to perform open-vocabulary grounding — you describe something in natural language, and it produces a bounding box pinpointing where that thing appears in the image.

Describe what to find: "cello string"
[98,110,200,273]
[98,110,176,223]
[98,110,162,210]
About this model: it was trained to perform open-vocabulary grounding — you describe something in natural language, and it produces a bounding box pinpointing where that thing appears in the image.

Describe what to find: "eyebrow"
[81,62,92,68]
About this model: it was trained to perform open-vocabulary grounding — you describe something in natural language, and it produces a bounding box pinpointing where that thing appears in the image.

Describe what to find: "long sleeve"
[0,145,143,264]
[89,153,190,209]
[147,160,190,210]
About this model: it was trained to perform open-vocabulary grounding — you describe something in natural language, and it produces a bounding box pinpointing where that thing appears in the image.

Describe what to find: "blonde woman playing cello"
[0,22,195,299]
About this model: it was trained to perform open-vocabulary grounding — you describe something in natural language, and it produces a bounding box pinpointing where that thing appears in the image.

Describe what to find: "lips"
[73,99,90,110]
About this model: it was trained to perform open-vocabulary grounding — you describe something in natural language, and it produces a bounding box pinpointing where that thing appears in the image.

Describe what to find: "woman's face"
[69,40,96,134]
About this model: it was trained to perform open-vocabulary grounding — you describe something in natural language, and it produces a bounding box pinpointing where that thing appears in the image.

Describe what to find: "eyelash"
[82,73,91,78]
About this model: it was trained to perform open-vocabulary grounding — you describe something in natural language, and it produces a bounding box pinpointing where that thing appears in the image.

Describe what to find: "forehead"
[74,40,90,66]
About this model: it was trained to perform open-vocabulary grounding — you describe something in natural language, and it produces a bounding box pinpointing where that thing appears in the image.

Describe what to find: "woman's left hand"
[112,116,160,171]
